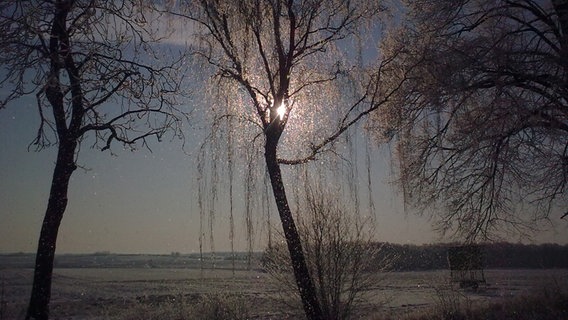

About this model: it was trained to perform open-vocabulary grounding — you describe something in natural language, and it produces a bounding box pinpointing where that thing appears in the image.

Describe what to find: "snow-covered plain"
[1,255,567,319]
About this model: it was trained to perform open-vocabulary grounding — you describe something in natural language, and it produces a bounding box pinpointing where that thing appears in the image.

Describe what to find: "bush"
[389,280,568,320]
[263,185,393,320]
[107,292,250,320]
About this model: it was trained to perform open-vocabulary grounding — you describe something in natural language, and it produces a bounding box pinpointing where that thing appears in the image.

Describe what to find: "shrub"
[107,292,250,320]
[263,185,393,320]
[389,280,568,320]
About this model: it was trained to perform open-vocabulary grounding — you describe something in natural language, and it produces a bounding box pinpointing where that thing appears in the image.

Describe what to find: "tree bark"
[26,140,77,320]
[264,138,323,320]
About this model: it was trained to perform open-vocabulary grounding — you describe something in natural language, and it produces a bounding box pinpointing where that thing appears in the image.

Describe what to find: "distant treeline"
[375,242,568,271]
[2,242,567,270]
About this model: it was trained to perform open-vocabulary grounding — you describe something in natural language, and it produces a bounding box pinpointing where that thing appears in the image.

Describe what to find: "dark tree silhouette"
[169,1,407,319]
[375,0,568,241]
[0,1,188,319]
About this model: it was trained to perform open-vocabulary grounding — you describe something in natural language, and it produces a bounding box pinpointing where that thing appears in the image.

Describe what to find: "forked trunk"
[26,141,77,320]
[264,140,323,320]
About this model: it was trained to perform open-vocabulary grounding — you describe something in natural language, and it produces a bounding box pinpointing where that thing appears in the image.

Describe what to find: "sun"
[276,102,286,121]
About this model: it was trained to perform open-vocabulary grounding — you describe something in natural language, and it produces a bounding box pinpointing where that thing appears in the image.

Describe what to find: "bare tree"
[373,0,568,242]
[262,182,389,320]
[0,1,188,319]
[168,1,404,319]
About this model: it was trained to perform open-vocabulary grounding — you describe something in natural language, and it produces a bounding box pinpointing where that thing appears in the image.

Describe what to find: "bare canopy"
[167,1,401,319]
[0,1,189,319]
[375,0,568,241]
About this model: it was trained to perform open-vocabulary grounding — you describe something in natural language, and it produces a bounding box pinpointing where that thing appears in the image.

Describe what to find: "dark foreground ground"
[1,254,567,319]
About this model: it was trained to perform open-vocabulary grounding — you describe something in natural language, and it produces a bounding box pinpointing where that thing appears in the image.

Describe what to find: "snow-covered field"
[1,256,567,319]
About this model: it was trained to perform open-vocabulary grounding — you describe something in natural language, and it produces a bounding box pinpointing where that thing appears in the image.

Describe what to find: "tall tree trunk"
[26,141,77,320]
[264,139,323,320]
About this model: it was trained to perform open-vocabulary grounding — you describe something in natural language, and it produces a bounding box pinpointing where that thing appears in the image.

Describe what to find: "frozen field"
[1,255,567,319]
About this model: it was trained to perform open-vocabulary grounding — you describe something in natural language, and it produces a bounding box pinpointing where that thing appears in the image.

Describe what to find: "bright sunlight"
[276,102,286,121]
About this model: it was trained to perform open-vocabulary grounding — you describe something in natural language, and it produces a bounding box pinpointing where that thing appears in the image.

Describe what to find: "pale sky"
[1,92,567,254]
[1,2,567,255]
[0,93,430,255]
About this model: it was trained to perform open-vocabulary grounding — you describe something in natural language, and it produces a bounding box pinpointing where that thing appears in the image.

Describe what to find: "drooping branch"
[278,50,414,165]
[378,0,568,240]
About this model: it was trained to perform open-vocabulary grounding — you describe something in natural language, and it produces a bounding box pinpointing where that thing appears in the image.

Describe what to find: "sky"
[0,93,439,254]
[1,94,567,255]
[0,108,429,254]
[1,2,567,255]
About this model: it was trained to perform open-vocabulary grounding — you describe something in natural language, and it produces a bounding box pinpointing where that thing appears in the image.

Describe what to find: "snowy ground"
[1,256,567,319]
